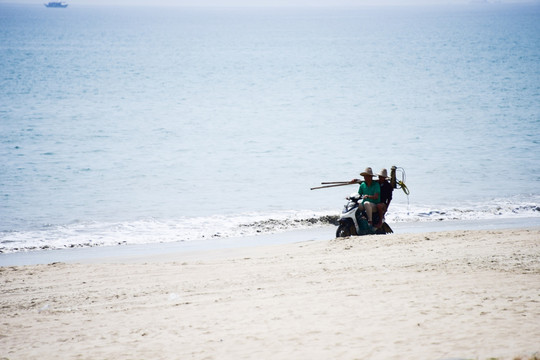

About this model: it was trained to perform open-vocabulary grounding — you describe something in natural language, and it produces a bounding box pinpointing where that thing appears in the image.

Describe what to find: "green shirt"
[358,181,380,204]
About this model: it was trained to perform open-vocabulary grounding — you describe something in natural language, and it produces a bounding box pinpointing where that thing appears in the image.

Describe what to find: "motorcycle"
[311,166,408,238]
[335,193,393,237]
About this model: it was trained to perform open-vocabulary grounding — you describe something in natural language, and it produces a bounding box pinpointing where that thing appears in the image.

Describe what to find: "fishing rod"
[320,181,355,185]
[310,180,360,190]
[311,183,352,190]
[311,166,410,195]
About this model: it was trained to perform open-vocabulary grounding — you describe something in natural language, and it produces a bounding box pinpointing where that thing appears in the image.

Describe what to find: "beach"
[1,227,539,360]
[2,3,539,359]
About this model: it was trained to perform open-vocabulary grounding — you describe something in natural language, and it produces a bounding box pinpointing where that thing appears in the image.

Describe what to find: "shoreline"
[1,227,538,359]
[1,216,539,266]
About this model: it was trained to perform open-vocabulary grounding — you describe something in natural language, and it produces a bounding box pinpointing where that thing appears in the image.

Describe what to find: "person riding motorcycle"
[376,168,393,228]
[350,167,380,227]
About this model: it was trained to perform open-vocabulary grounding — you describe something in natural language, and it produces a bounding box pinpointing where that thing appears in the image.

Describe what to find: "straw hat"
[378,168,389,179]
[360,167,374,177]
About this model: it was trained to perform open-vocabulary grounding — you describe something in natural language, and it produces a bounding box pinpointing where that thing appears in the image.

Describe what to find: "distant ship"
[44,2,68,7]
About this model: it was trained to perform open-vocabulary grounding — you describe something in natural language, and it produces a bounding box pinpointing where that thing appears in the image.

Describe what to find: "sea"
[1,2,539,254]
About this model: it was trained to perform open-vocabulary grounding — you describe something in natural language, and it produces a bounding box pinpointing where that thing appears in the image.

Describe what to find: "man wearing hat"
[376,168,393,228]
[356,167,380,227]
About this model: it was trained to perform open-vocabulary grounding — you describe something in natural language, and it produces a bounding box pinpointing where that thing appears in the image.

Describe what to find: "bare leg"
[364,202,376,224]
[376,203,387,227]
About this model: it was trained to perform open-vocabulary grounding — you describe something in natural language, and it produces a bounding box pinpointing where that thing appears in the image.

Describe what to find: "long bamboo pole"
[310,182,358,190]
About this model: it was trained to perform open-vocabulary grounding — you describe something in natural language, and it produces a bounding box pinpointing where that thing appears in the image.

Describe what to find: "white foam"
[1,195,538,253]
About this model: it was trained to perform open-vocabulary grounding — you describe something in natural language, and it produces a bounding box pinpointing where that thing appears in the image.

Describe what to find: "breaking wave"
[1,195,539,253]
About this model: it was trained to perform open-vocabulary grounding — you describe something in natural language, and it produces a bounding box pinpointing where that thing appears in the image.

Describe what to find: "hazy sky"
[6,0,539,6]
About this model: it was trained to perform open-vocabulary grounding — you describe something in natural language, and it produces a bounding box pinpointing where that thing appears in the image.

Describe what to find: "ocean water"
[1,3,539,253]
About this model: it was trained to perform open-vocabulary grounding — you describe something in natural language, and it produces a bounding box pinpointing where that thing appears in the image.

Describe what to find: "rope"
[394,167,410,215]
[397,180,410,195]
[394,167,410,195]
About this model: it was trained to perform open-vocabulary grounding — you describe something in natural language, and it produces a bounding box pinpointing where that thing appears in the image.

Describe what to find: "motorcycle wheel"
[336,223,353,237]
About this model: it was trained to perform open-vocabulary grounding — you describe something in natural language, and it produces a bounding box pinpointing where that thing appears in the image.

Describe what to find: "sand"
[1,228,539,360]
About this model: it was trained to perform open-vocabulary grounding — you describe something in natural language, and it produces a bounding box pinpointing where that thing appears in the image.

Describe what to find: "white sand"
[1,228,539,360]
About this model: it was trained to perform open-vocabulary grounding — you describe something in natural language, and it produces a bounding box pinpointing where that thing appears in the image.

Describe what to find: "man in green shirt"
[356,167,380,226]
